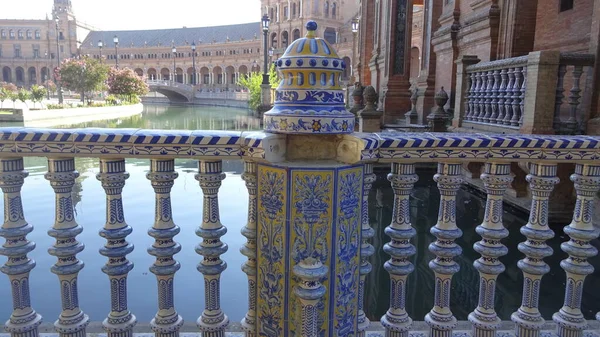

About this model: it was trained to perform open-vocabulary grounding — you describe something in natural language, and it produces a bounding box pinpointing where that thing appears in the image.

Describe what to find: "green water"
[0,104,598,325]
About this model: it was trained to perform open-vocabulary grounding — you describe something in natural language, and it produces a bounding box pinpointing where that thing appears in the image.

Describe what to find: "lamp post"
[260,14,271,106]
[54,15,63,104]
[113,35,119,68]
[44,50,50,100]
[172,44,177,83]
[98,40,103,59]
[351,18,359,84]
[191,42,197,85]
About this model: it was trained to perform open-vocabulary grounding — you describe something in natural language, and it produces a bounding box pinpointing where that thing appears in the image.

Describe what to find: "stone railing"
[146,80,194,91]
[454,51,596,135]
[0,128,599,337]
[194,91,249,101]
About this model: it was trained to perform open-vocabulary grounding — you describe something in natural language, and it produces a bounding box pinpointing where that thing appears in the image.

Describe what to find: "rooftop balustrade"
[0,128,599,337]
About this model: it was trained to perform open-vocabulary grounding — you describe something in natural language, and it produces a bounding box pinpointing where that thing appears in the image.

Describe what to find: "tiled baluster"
[476,72,487,122]
[483,70,495,123]
[147,159,183,337]
[0,158,42,337]
[293,259,327,337]
[97,159,137,337]
[45,158,89,337]
[240,161,257,337]
[468,163,512,337]
[425,163,463,337]
[381,163,418,337]
[511,67,523,126]
[554,65,568,132]
[470,72,481,122]
[195,161,229,337]
[511,163,559,337]
[566,65,584,134]
[489,70,501,124]
[464,73,476,121]
[495,68,508,124]
[552,164,600,337]
[519,70,527,127]
[503,68,515,125]
[358,164,376,337]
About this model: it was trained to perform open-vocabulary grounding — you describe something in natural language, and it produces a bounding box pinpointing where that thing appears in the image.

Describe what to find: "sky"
[2,0,262,30]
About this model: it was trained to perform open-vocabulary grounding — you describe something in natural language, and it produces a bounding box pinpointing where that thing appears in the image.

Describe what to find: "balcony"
[0,128,598,337]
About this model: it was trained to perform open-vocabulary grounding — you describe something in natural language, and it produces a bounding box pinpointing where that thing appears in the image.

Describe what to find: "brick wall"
[534,0,594,52]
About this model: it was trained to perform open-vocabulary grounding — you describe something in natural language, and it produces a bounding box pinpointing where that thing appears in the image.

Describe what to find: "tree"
[0,83,17,109]
[107,67,149,103]
[237,63,279,111]
[0,87,7,109]
[30,85,47,109]
[44,79,57,96]
[57,56,110,104]
[17,89,30,108]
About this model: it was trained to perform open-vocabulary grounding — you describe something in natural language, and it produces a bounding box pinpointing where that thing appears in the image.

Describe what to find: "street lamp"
[351,17,359,82]
[261,14,270,85]
[172,43,177,83]
[98,40,103,59]
[54,15,63,104]
[44,50,50,100]
[113,35,119,68]
[191,42,197,85]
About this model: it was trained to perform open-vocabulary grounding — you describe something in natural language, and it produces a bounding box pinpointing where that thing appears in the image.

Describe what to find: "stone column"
[382,0,414,123]
[240,161,258,337]
[452,56,480,128]
[415,0,442,124]
[45,158,89,337]
[0,158,43,337]
[520,51,560,135]
[147,159,184,337]
[96,159,137,337]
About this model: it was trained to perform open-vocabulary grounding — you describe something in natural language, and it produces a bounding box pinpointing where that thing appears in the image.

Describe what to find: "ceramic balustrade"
[0,128,598,337]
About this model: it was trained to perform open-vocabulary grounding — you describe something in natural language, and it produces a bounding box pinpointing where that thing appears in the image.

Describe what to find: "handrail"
[465,55,528,73]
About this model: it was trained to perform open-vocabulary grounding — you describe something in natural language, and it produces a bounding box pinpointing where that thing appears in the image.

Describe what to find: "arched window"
[26,30,32,39]
[35,30,40,39]
[292,3,297,17]
[270,7,275,20]
[18,30,23,39]
[0,30,5,39]
[332,3,337,18]
[9,30,14,39]
[324,1,329,17]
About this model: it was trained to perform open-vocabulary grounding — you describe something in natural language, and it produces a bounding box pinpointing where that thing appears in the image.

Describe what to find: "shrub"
[105,95,119,105]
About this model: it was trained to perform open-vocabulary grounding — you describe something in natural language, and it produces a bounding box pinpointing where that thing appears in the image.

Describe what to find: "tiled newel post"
[247,21,364,337]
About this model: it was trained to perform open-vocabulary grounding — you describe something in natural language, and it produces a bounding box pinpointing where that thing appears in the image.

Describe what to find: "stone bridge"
[146,80,195,102]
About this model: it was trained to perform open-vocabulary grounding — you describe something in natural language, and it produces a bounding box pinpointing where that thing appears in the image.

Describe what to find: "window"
[26,30,32,39]
[284,6,289,19]
[292,3,297,17]
[332,3,337,18]
[35,30,40,39]
[1,30,5,39]
[9,30,15,39]
[18,30,23,39]
[14,45,21,58]
[60,45,64,53]
[203,74,209,84]
[33,45,40,58]
[324,1,329,17]
[59,31,64,40]
[560,0,574,11]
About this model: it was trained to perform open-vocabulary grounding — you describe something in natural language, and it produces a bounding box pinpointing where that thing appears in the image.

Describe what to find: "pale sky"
[3,0,262,30]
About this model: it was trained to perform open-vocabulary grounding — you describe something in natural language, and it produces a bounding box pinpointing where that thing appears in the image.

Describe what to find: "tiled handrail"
[1,128,600,337]
[463,56,528,128]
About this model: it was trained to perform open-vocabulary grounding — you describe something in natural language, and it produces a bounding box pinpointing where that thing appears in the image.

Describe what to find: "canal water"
[0,104,598,325]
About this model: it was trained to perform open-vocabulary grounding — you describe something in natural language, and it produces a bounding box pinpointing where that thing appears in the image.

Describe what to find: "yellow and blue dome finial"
[263,20,355,134]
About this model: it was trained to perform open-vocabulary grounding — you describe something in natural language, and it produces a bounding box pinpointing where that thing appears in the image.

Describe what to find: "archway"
[293,29,301,41]
[147,68,157,80]
[213,66,223,87]
[324,27,336,45]
[176,67,184,83]
[41,67,49,83]
[342,56,351,80]
[187,67,195,85]
[161,68,171,81]
[134,68,144,77]
[225,66,236,87]
[28,67,37,85]
[282,31,289,49]
[410,47,420,81]
[15,67,25,85]
[200,67,210,86]
[2,67,12,83]
[270,32,278,49]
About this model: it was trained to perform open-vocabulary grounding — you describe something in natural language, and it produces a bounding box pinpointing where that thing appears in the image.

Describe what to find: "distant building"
[0,0,360,92]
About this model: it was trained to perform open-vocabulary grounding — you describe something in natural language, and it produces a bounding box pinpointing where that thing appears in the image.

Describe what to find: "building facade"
[0,0,360,92]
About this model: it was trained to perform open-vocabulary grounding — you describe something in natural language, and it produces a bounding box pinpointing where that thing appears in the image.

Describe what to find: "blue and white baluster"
[425,162,463,337]
[468,163,512,337]
[511,163,559,337]
[147,159,184,337]
[0,158,42,337]
[381,163,418,337]
[293,259,328,337]
[195,161,229,337]
[553,164,600,337]
[97,159,137,337]
[358,163,377,337]
[240,161,257,337]
[45,158,89,337]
